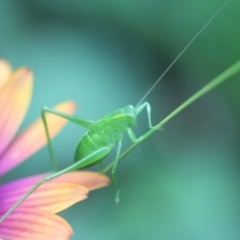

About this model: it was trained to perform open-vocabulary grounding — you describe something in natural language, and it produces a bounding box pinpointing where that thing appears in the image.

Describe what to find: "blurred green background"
[1,0,240,239]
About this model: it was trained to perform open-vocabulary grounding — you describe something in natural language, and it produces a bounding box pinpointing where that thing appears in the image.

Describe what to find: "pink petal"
[0,68,33,156]
[0,101,77,176]
[0,207,73,240]
[0,174,48,194]
[0,182,88,213]
[0,59,11,91]
[0,171,109,199]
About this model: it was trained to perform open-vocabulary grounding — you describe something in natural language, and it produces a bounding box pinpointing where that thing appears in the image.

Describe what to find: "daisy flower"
[0,60,109,240]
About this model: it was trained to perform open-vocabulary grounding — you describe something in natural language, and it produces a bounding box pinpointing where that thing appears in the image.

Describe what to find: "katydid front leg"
[135,102,153,129]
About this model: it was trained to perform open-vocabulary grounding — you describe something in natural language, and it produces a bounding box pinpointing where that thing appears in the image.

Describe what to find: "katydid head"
[123,105,137,127]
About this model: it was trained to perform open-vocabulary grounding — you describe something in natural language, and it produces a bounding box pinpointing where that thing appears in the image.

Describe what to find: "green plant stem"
[102,59,240,174]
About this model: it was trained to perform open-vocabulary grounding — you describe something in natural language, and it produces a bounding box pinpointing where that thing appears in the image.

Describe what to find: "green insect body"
[74,105,137,165]
[41,102,153,203]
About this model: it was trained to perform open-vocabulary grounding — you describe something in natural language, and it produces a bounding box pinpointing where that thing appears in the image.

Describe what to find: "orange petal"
[1,182,88,213]
[0,101,77,176]
[0,59,12,90]
[0,207,73,240]
[0,68,33,156]
[0,171,109,195]
[49,171,110,191]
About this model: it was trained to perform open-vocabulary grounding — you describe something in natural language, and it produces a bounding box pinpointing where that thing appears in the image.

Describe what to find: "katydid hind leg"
[0,146,111,224]
[41,107,94,171]
[41,108,58,171]
[43,106,94,129]
[44,146,111,182]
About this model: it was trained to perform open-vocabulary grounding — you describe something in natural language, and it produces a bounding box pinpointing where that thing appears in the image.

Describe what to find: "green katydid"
[2,0,239,224]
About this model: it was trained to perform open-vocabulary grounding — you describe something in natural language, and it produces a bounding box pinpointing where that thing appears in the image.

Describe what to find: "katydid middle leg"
[111,140,123,204]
